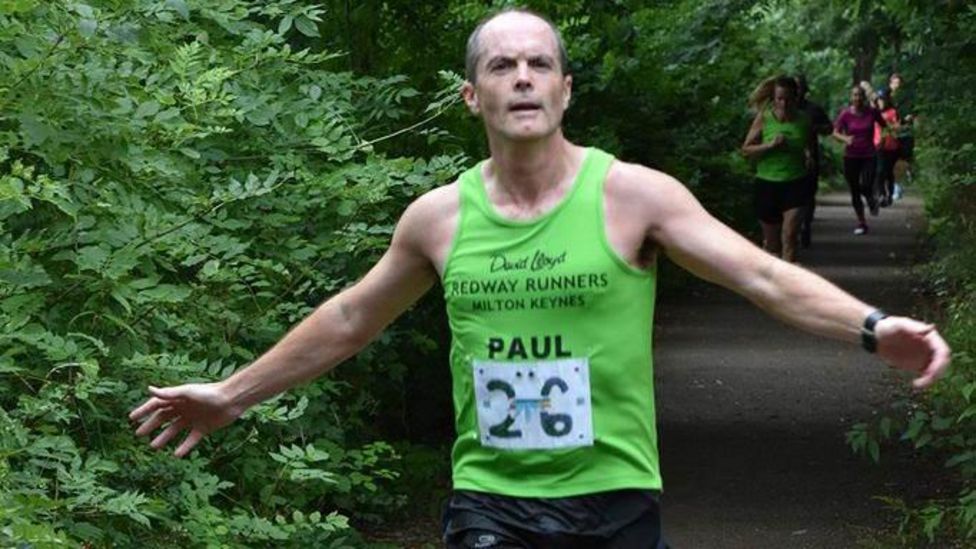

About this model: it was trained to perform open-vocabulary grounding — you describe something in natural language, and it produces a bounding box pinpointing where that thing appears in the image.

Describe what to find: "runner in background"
[886,73,914,200]
[794,75,833,248]
[741,76,813,262]
[859,80,880,109]
[833,85,886,235]
[874,93,900,207]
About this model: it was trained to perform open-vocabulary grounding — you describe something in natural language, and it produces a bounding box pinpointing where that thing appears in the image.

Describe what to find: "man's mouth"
[509,101,542,112]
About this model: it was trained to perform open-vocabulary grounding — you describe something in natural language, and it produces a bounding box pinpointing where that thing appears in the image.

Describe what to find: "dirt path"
[656,191,928,547]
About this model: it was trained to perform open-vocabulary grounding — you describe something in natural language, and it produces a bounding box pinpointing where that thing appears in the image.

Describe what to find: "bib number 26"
[473,358,593,450]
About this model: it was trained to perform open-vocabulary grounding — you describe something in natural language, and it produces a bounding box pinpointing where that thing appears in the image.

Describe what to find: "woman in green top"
[741,75,814,263]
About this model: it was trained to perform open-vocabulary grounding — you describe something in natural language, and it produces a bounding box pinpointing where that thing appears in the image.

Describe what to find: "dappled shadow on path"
[655,192,931,547]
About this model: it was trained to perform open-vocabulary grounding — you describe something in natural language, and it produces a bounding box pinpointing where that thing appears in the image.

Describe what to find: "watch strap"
[861,310,888,353]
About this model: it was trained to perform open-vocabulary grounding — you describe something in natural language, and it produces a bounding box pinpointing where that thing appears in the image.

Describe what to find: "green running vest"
[442,148,660,498]
[756,107,810,182]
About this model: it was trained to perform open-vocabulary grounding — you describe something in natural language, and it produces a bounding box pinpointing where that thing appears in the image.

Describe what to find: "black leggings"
[877,150,899,200]
[843,156,877,219]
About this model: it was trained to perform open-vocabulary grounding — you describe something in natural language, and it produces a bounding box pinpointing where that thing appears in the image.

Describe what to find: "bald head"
[465,9,569,83]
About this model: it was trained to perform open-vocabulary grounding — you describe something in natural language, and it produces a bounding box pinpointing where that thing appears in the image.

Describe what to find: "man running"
[131,9,951,548]
[886,73,915,199]
[795,75,833,248]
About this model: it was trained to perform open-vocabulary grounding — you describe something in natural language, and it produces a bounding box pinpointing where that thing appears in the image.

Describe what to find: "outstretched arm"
[633,168,950,387]
[130,196,442,456]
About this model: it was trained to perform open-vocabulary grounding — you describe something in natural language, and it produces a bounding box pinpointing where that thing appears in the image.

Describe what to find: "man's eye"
[490,60,514,72]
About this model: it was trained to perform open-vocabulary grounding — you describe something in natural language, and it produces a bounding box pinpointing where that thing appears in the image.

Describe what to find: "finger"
[912,334,952,389]
[149,385,184,400]
[134,407,175,437]
[174,429,205,458]
[911,323,935,337]
[150,418,188,450]
[129,397,167,421]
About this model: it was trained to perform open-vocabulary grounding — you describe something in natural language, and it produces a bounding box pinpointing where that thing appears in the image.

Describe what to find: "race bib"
[473,358,593,450]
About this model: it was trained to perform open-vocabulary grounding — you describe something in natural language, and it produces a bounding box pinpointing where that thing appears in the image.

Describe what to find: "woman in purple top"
[833,85,887,235]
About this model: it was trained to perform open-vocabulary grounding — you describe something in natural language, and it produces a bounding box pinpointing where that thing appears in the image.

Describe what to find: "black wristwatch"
[861,310,888,353]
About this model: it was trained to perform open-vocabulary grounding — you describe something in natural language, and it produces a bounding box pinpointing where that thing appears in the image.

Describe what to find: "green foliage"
[0,0,466,545]
[838,1,976,544]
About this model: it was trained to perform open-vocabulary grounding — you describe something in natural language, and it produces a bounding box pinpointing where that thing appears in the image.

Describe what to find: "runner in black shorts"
[794,75,834,248]
[742,76,814,262]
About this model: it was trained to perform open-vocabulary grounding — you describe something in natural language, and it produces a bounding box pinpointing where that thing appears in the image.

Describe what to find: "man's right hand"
[129,382,243,458]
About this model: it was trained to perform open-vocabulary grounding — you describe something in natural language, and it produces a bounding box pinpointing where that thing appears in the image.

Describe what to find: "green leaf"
[78,18,97,38]
[103,490,151,527]
[129,277,160,290]
[74,246,109,271]
[932,415,954,431]
[201,259,220,277]
[0,0,39,14]
[73,3,94,18]
[337,200,355,217]
[957,404,976,423]
[278,15,293,34]
[945,451,975,468]
[135,101,161,119]
[903,416,926,440]
[140,284,191,303]
[17,114,56,146]
[154,108,181,122]
[294,16,319,37]
[165,0,189,20]
[868,439,880,463]
[879,417,893,438]
[914,432,933,449]
[0,266,51,288]
[111,289,133,314]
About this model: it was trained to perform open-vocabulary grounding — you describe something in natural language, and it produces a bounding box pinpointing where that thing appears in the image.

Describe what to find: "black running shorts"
[754,176,806,224]
[442,489,669,549]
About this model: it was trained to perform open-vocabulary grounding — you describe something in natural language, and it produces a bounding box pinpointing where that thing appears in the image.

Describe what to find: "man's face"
[890,76,902,91]
[461,13,572,143]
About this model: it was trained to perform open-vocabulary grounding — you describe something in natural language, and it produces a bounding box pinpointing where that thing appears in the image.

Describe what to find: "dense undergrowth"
[842,2,976,545]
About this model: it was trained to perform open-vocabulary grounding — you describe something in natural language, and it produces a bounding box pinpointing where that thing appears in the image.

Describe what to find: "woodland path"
[657,190,930,548]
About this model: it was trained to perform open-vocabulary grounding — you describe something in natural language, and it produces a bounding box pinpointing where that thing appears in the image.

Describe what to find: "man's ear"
[461,81,480,115]
[562,75,573,109]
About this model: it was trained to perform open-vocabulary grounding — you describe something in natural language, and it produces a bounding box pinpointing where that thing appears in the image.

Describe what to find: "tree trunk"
[852,39,877,86]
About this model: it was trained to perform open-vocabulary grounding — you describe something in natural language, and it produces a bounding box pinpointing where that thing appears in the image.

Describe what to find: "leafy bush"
[0,1,465,545]
[843,1,976,544]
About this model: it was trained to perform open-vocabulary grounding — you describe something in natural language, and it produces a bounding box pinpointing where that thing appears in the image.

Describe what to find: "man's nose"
[514,62,533,91]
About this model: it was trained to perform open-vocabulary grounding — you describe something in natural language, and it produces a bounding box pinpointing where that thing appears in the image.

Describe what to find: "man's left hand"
[876,317,952,389]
